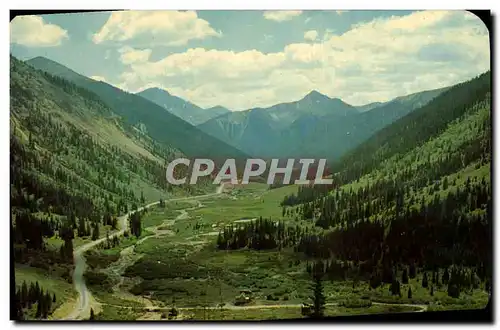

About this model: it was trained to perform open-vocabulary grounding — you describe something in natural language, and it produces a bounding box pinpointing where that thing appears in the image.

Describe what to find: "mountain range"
[136,88,230,125]
[27,56,452,164]
[198,86,448,160]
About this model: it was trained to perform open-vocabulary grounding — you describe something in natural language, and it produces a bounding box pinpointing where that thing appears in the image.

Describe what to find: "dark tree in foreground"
[402,268,409,284]
[422,273,429,288]
[409,263,416,279]
[89,308,95,320]
[129,211,142,238]
[442,268,450,285]
[408,287,412,299]
[448,283,460,298]
[311,275,325,318]
[390,279,401,296]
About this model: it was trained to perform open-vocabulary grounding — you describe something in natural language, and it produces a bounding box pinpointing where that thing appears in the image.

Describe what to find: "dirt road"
[60,184,225,320]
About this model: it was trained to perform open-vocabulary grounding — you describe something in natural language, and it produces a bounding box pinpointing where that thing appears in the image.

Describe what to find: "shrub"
[168,307,178,318]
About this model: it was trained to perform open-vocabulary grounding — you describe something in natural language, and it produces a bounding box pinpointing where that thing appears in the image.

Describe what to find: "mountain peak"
[28,56,68,69]
[139,87,172,96]
[29,56,53,63]
[27,56,90,84]
[303,90,331,102]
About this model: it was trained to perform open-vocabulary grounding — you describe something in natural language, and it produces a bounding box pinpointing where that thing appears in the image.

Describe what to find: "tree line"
[13,280,57,320]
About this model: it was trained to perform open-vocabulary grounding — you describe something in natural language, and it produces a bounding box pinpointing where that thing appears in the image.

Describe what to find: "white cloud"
[93,11,221,46]
[115,10,489,110]
[304,30,318,41]
[118,46,152,65]
[263,11,302,22]
[90,75,107,82]
[10,15,68,47]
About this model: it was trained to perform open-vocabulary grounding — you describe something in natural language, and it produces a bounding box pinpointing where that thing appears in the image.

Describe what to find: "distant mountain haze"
[136,87,230,125]
[280,86,450,160]
[354,101,386,112]
[254,90,359,130]
[26,55,450,163]
[199,87,448,160]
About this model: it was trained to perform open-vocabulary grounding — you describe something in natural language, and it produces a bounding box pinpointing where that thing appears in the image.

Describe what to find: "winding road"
[61,184,225,320]
[59,182,429,320]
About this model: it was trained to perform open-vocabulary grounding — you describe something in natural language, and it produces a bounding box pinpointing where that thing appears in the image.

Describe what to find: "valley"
[76,181,488,321]
[10,49,491,321]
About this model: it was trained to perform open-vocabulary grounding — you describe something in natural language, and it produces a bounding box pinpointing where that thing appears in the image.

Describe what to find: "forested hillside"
[232,71,492,300]
[333,72,490,181]
[26,56,249,163]
[10,56,212,281]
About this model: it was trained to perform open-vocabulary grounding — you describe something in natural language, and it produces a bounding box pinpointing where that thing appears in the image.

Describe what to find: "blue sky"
[10,10,490,110]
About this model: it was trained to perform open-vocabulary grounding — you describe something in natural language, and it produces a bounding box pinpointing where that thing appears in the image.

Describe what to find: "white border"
[3,1,498,330]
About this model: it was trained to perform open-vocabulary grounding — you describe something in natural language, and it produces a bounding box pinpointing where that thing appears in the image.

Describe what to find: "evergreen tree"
[409,263,416,279]
[422,272,429,288]
[485,279,491,294]
[402,268,409,284]
[370,270,382,289]
[14,290,24,320]
[89,308,95,320]
[35,300,42,318]
[448,283,460,298]
[311,275,325,318]
[471,272,481,289]
[408,287,412,299]
[21,281,28,308]
[78,217,86,237]
[390,279,401,296]
[442,268,450,285]
[91,222,100,240]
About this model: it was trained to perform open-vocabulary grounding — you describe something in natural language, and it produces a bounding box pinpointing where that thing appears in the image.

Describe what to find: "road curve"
[61,184,225,320]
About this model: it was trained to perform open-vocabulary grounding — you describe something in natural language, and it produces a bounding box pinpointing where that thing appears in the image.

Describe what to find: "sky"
[10,10,490,111]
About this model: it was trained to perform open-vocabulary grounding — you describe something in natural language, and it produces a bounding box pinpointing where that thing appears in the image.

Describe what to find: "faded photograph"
[10,10,491,321]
